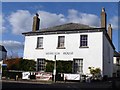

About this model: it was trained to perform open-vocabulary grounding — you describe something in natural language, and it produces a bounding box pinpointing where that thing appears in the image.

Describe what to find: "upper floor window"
[37,37,43,49]
[80,35,88,47]
[57,36,65,49]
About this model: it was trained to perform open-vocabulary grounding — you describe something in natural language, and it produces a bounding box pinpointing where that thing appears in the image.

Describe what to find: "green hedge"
[2,70,22,79]
[45,60,72,73]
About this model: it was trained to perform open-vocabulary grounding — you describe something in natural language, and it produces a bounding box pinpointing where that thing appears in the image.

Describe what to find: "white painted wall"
[103,34,114,77]
[113,57,117,74]
[23,32,103,75]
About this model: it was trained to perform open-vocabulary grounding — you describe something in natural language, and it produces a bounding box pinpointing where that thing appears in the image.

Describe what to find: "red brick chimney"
[32,13,40,32]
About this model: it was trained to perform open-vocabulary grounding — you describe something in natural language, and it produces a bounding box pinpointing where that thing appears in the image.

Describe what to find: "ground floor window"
[73,58,83,74]
[37,58,45,71]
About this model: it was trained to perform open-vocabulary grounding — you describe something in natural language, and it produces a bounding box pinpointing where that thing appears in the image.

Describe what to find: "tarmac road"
[2,80,79,90]
[1,80,119,90]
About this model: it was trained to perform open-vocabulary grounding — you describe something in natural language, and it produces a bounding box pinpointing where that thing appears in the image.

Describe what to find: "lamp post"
[53,55,56,82]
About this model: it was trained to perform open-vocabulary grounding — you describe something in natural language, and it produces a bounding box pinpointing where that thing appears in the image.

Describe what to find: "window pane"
[37,59,45,71]
[58,36,65,48]
[37,37,43,48]
[80,35,88,47]
[73,59,83,74]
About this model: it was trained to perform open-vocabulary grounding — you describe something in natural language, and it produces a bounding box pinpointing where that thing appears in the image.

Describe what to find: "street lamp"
[53,55,56,82]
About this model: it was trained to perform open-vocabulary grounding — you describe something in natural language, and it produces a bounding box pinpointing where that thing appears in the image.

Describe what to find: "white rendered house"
[22,8,115,77]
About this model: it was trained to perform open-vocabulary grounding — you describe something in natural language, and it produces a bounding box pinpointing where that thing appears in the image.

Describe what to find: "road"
[1,80,119,90]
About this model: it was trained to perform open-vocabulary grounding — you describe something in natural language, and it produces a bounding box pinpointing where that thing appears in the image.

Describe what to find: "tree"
[19,59,36,71]
[3,58,36,71]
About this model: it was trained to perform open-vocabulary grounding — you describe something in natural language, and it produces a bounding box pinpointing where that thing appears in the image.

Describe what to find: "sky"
[0,2,119,58]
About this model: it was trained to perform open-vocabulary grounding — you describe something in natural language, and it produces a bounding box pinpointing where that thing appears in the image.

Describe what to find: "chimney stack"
[108,24,112,40]
[101,7,107,29]
[32,13,40,32]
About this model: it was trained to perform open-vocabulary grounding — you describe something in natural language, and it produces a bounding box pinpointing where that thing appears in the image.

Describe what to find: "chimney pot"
[36,13,39,17]
[102,7,105,12]
[109,24,111,27]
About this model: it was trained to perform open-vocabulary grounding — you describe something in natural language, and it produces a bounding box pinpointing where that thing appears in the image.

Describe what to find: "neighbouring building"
[0,45,7,79]
[113,51,120,77]
[0,45,7,61]
[22,8,115,77]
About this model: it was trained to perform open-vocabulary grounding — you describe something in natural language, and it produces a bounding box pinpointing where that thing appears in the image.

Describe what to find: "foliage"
[56,60,72,73]
[19,59,36,71]
[45,60,72,73]
[45,60,54,72]
[88,67,101,75]
[3,58,20,69]
[3,58,36,71]
[88,67,101,80]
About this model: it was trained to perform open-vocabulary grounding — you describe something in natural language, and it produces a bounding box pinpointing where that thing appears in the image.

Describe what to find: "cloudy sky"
[1,2,119,57]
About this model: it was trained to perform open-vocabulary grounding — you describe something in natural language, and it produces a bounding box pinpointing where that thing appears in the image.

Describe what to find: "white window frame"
[73,59,83,74]
[37,37,43,49]
[80,35,88,47]
[37,59,45,71]
[57,36,65,49]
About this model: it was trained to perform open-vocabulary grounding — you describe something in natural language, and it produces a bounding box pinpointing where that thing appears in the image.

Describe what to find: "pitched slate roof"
[23,23,94,34]
[0,45,7,52]
[41,23,92,31]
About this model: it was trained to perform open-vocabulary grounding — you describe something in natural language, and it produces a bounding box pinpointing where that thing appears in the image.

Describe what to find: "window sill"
[36,47,44,49]
[79,46,89,48]
[56,47,66,49]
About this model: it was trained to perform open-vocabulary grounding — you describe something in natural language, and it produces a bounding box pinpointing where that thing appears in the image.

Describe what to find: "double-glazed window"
[57,36,65,48]
[37,37,43,48]
[73,59,83,74]
[37,59,45,71]
[80,35,88,47]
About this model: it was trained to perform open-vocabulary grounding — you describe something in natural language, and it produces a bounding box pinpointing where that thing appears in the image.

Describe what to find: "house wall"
[103,34,114,77]
[23,31,103,75]
[113,57,117,74]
